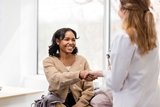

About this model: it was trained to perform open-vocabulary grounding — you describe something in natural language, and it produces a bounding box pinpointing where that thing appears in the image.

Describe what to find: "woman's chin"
[65,51,73,54]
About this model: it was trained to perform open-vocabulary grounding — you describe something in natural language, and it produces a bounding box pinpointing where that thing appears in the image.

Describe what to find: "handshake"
[79,70,103,81]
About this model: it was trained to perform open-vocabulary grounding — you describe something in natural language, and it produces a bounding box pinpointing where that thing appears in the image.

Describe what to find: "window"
[38,0,105,86]
[38,0,160,87]
[110,0,121,41]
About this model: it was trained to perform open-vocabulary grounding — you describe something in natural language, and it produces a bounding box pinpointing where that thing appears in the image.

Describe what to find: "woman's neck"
[59,53,76,66]
[59,52,73,60]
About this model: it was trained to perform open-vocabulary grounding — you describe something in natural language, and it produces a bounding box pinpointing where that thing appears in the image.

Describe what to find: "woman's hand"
[83,70,102,81]
[79,70,89,80]
[80,70,103,81]
[79,70,97,81]
[84,73,98,81]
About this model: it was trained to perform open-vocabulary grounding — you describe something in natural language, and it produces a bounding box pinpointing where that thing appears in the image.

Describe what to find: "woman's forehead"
[64,31,75,38]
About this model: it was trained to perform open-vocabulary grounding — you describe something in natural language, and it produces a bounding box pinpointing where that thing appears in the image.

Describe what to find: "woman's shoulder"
[112,30,131,44]
[76,55,88,61]
[114,30,130,39]
[111,30,137,51]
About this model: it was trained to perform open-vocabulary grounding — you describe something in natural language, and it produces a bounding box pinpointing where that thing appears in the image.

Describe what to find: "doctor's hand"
[83,70,103,82]
[84,70,104,81]
[79,70,97,81]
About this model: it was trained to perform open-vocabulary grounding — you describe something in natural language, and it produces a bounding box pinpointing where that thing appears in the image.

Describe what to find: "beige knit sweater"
[43,55,94,107]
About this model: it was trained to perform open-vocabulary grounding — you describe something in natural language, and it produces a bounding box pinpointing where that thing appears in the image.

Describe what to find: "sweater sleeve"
[43,57,81,91]
[105,33,135,92]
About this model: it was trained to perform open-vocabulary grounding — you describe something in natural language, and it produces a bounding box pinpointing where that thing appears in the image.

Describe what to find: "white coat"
[104,30,160,107]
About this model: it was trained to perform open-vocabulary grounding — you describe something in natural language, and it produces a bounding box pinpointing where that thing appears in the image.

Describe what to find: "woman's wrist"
[102,69,109,77]
[97,70,103,77]
[79,70,84,79]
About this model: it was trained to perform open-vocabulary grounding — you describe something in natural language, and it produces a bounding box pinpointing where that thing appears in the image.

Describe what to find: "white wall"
[0,0,20,86]
[0,0,48,93]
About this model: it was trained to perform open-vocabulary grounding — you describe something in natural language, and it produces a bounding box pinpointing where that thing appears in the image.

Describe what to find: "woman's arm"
[73,81,94,107]
[105,33,135,91]
[43,57,81,90]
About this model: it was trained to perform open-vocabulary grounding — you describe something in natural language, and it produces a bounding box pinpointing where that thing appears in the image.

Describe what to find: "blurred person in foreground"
[84,0,160,107]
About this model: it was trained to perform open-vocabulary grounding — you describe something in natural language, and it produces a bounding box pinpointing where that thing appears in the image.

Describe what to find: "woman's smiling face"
[56,31,76,54]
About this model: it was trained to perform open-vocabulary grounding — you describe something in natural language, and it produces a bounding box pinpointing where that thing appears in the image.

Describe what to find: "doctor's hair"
[120,0,157,55]
[48,28,79,57]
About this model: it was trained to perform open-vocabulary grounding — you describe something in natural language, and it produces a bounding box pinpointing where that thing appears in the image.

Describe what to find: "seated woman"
[43,28,94,107]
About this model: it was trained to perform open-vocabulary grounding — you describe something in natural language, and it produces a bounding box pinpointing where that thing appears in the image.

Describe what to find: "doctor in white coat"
[84,0,160,107]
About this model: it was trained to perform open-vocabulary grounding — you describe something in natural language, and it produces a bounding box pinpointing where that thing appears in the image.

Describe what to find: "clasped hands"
[80,70,100,81]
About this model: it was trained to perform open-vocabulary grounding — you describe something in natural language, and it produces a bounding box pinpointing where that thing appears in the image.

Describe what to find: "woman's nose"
[68,40,74,44]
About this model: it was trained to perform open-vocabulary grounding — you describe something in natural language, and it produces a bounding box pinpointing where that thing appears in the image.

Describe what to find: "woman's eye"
[63,38,76,42]
[64,38,69,41]
[72,39,76,41]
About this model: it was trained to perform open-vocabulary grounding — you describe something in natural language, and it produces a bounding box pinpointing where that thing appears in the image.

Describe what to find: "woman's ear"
[56,39,59,45]
[123,9,126,14]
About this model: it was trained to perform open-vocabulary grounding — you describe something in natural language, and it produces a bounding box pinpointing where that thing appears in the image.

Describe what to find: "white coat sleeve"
[105,33,135,92]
